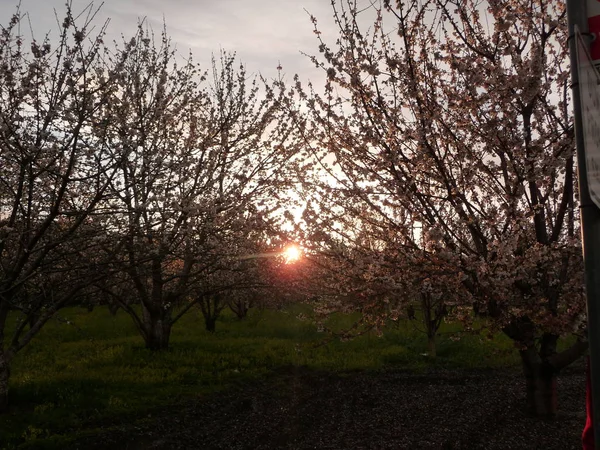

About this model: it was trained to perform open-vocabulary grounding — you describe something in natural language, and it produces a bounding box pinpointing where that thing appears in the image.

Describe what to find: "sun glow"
[282,245,301,263]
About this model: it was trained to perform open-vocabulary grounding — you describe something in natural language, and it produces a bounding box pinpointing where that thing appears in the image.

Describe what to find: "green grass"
[0,304,520,449]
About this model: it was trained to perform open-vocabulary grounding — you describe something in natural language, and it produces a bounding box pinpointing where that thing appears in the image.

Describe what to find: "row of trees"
[0,5,299,411]
[0,0,589,418]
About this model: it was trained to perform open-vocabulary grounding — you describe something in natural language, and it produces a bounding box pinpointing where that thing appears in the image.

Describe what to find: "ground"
[70,363,587,450]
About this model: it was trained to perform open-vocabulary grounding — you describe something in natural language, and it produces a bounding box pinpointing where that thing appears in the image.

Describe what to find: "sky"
[0,0,341,85]
[0,0,356,225]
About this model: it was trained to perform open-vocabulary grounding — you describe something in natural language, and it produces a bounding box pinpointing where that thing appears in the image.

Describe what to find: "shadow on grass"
[2,305,523,449]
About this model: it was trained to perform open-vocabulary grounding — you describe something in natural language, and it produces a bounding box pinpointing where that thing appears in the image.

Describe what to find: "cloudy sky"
[0,0,342,84]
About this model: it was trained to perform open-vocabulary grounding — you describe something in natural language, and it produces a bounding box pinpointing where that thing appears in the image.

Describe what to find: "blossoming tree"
[0,6,117,411]
[96,27,298,350]
[299,0,587,415]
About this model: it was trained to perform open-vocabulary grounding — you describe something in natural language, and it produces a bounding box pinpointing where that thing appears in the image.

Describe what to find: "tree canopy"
[292,0,586,415]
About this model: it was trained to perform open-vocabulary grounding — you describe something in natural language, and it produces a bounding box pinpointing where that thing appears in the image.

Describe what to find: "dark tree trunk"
[505,319,588,417]
[27,312,39,330]
[406,304,415,320]
[144,317,172,351]
[199,294,224,333]
[142,305,172,351]
[520,349,557,417]
[420,291,446,358]
[205,316,216,333]
[229,298,251,320]
[108,302,120,316]
[0,349,9,413]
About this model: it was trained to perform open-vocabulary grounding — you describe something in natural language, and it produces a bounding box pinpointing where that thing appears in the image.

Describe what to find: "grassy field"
[0,304,520,449]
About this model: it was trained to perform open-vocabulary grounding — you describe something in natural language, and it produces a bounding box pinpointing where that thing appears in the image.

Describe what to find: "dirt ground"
[72,364,588,450]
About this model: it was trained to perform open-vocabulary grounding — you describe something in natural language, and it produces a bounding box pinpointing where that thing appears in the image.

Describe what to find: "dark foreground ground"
[72,364,587,450]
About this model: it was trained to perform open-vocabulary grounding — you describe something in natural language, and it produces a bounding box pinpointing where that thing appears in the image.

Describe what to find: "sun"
[282,245,301,263]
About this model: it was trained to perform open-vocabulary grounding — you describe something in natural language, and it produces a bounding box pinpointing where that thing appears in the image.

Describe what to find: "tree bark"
[205,316,216,333]
[142,306,172,351]
[0,349,10,413]
[108,302,120,316]
[520,349,557,417]
[505,320,588,417]
[199,294,223,333]
[229,299,250,320]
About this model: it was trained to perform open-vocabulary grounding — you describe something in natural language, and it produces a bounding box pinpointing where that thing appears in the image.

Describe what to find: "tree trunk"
[229,299,250,320]
[427,334,437,358]
[0,349,10,413]
[142,306,172,351]
[205,316,216,333]
[199,294,223,333]
[520,350,557,417]
[108,302,120,316]
[27,312,39,330]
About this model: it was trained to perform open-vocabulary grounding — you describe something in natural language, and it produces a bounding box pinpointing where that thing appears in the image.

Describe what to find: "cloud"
[0,0,336,83]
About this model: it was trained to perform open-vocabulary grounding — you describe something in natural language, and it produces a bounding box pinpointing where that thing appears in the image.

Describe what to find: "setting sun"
[282,245,301,263]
